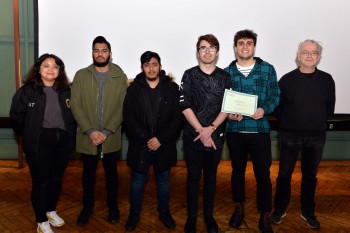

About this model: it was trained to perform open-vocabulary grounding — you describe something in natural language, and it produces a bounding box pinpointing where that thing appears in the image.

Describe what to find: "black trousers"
[80,151,119,212]
[273,131,326,216]
[226,132,273,212]
[184,142,222,218]
[27,128,70,223]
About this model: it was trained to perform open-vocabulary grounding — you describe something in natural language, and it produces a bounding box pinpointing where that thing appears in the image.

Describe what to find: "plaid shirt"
[224,57,280,133]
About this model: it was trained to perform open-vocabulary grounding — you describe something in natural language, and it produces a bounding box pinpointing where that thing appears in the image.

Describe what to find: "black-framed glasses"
[198,46,217,53]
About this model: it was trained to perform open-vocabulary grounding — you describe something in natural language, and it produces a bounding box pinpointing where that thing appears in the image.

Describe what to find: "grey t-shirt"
[43,86,66,130]
[95,69,111,137]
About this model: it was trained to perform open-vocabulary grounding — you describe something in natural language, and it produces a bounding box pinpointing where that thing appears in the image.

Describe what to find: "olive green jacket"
[71,63,128,155]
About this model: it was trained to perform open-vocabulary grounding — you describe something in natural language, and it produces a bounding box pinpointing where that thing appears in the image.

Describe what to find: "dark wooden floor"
[0,159,349,233]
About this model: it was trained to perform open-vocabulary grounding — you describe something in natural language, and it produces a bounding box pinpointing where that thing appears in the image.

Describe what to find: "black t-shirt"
[179,66,232,150]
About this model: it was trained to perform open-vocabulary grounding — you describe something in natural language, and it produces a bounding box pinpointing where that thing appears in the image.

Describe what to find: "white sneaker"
[46,211,65,227]
[37,221,54,233]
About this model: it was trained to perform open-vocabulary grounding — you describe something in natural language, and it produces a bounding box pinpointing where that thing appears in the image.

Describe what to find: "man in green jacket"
[71,36,128,226]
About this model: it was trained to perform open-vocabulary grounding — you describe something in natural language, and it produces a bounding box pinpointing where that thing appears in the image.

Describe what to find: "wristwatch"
[210,123,217,131]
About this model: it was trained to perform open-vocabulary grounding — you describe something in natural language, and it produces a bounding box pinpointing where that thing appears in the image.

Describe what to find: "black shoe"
[300,213,320,229]
[108,209,120,224]
[125,212,140,232]
[204,215,218,233]
[229,202,244,228]
[269,210,286,225]
[184,216,197,233]
[77,209,93,226]
[258,212,274,233]
[159,210,176,229]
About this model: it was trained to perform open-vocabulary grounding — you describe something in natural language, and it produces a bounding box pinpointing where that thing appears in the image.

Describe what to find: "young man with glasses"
[179,34,231,233]
[270,40,335,229]
[225,29,280,233]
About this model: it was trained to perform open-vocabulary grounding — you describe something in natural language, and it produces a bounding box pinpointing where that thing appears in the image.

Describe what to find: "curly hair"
[23,53,70,91]
[234,29,258,47]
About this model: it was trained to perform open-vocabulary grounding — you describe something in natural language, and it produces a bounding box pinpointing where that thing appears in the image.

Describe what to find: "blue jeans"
[129,151,171,213]
[184,142,222,218]
[273,131,326,216]
[226,132,273,212]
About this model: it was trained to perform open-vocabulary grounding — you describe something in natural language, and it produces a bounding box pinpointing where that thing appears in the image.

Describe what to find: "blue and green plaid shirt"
[224,57,280,133]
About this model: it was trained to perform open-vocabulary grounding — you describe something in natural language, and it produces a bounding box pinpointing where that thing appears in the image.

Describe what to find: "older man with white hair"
[270,39,336,229]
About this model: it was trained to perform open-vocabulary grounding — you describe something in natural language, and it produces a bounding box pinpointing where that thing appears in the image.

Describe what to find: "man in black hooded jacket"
[123,51,181,232]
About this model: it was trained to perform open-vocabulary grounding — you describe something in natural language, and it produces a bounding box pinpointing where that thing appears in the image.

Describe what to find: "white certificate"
[221,89,258,116]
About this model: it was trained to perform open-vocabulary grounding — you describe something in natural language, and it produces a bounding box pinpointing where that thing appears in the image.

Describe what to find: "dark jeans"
[129,151,171,213]
[226,132,272,212]
[81,151,119,212]
[184,142,222,218]
[26,128,70,223]
[274,131,326,216]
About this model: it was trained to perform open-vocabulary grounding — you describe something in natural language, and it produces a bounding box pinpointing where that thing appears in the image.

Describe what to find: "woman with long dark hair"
[10,54,76,233]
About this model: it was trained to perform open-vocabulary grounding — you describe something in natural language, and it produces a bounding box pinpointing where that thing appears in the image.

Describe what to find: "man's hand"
[203,137,217,150]
[194,126,213,142]
[89,131,107,146]
[147,137,161,151]
[251,108,264,120]
[228,113,243,121]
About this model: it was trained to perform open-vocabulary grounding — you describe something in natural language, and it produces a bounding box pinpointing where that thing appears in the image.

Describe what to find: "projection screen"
[38,0,350,115]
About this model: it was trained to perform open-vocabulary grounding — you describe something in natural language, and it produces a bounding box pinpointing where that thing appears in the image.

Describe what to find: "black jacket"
[10,83,76,156]
[123,71,182,172]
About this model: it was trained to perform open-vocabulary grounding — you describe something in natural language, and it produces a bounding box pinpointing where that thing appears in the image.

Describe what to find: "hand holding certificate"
[221,89,258,116]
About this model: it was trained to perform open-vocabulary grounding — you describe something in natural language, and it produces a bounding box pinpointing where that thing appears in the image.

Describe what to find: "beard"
[93,55,110,67]
[146,76,158,82]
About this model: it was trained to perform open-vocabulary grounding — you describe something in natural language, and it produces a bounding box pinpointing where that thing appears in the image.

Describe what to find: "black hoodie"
[123,70,182,172]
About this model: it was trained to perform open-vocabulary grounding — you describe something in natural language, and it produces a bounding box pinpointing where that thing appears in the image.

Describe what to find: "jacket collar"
[133,70,170,87]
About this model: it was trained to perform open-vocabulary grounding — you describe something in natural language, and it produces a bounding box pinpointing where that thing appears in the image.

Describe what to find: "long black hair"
[23,53,70,91]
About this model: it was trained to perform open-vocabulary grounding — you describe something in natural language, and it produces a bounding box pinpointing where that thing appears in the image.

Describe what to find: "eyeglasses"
[40,65,60,70]
[198,46,217,53]
[300,50,319,57]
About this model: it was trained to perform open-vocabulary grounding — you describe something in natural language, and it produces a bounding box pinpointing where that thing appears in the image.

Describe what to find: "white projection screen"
[38,0,350,115]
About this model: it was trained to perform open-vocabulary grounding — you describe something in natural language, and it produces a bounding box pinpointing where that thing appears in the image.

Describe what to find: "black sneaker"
[159,210,176,229]
[76,209,93,226]
[270,211,286,225]
[108,209,120,224]
[184,216,197,233]
[229,202,244,228]
[125,212,140,232]
[258,212,274,233]
[204,215,218,233]
[300,213,320,229]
